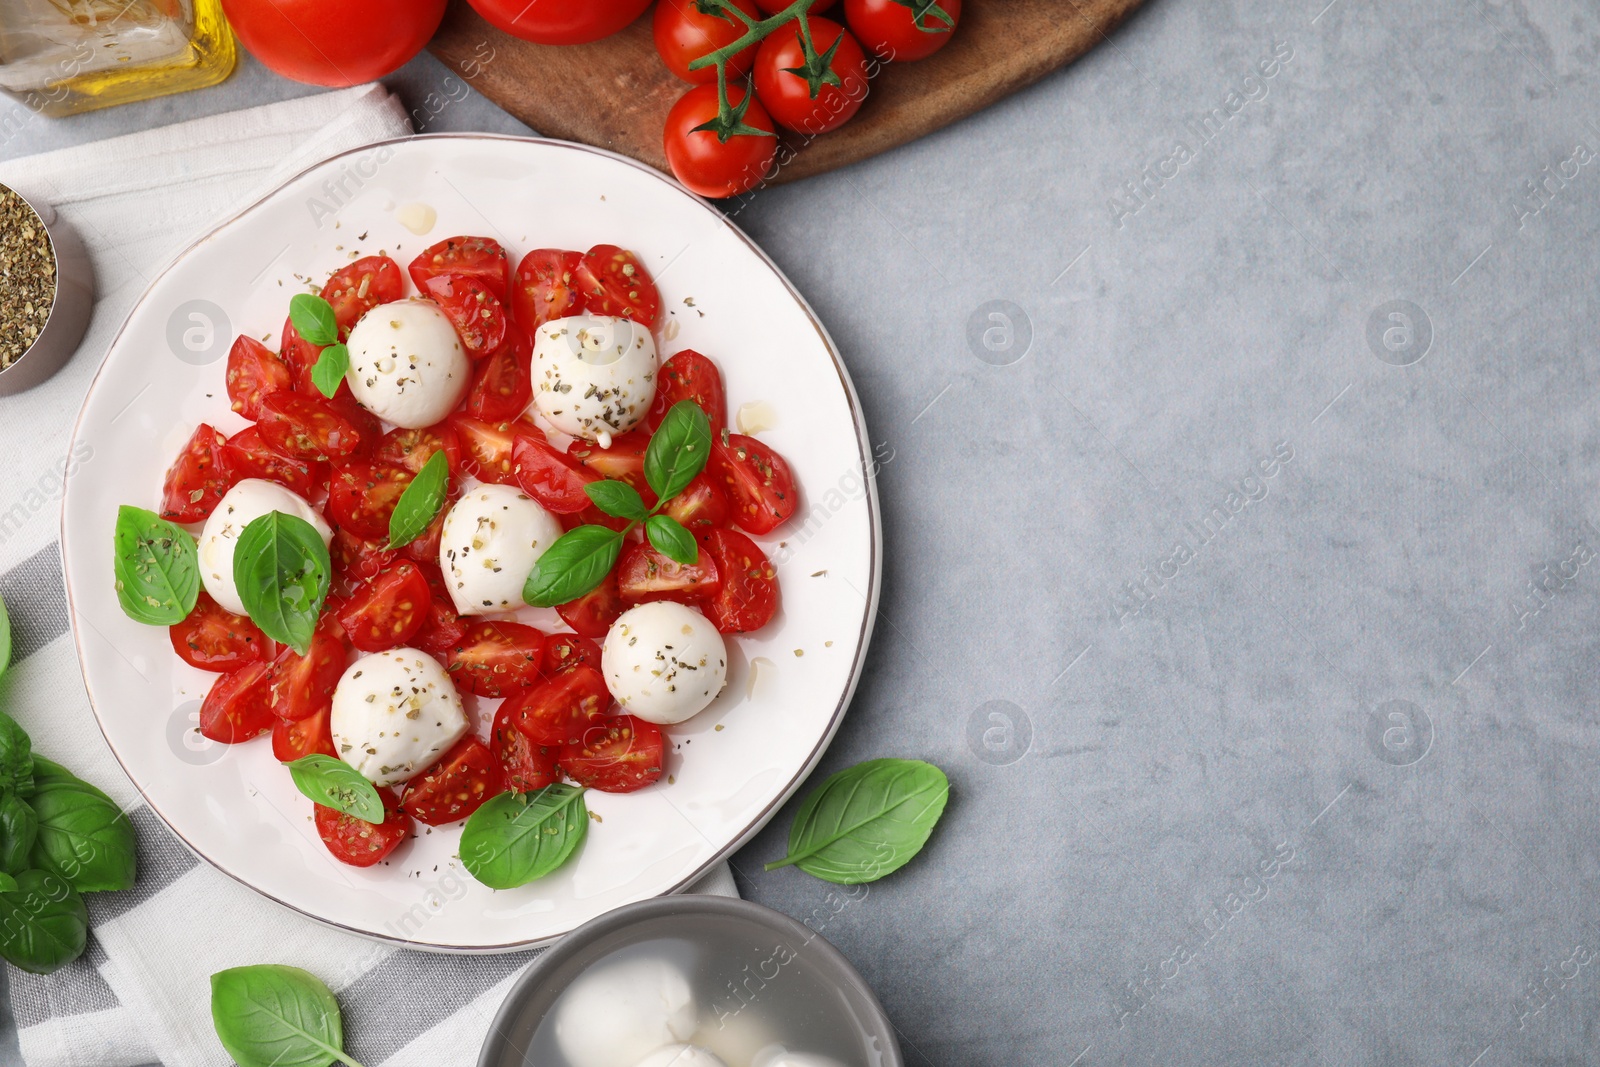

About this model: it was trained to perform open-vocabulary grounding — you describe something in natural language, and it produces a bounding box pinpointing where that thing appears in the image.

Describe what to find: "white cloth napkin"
[0,86,737,1067]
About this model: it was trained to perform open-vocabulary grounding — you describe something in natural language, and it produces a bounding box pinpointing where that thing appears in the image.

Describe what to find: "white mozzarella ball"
[529,312,657,447]
[198,479,332,616]
[330,648,468,786]
[602,602,727,725]
[439,484,562,616]
[634,1047,729,1067]
[554,955,697,1067]
[346,300,470,428]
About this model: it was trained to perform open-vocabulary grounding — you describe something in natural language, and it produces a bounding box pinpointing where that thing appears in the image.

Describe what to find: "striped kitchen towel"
[0,87,738,1067]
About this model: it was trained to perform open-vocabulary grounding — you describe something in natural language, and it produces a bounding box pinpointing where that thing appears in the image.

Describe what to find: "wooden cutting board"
[430,0,1146,187]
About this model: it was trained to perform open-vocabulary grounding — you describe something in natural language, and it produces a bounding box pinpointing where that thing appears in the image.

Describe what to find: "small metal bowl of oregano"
[0,182,92,396]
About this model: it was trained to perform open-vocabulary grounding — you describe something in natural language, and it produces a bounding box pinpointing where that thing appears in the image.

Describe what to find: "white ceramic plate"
[61,135,879,952]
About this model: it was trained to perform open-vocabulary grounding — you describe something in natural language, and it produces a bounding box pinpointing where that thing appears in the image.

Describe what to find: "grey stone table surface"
[7,0,1600,1064]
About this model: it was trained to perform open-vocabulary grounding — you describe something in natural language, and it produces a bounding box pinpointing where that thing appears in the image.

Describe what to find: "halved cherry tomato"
[505,663,610,746]
[325,390,382,458]
[754,17,869,135]
[327,462,412,541]
[315,787,410,867]
[257,393,368,462]
[573,245,660,327]
[559,715,664,793]
[542,633,602,677]
[466,330,532,420]
[654,0,761,83]
[660,472,731,530]
[266,619,347,721]
[407,236,510,301]
[330,528,398,588]
[512,432,599,514]
[170,592,270,672]
[699,527,778,632]
[647,350,727,434]
[219,426,324,498]
[400,736,505,825]
[452,415,540,486]
[556,571,623,638]
[447,620,546,697]
[400,505,449,565]
[374,423,461,480]
[616,541,720,604]
[663,84,778,199]
[710,432,796,534]
[161,424,233,523]
[423,274,509,357]
[199,661,276,743]
[844,0,959,61]
[411,562,468,655]
[510,248,583,331]
[321,255,404,339]
[226,335,292,419]
[281,316,323,393]
[272,704,337,761]
[492,702,559,793]
[336,561,431,652]
[566,431,657,506]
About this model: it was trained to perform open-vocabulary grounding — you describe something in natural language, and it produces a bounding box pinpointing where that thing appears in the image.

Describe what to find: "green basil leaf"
[30,781,137,892]
[26,757,108,800]
[286,755,383,824]
[210,964,362,1067]
[0,793,38,876]
[522,525,625,608]
[234,512,330,657]
[309,342,349,399]
[288,293,338,348]
[765,758,949,884]
[112,505,200,626]
[584,480,648,521]
[0,713,33,797]
[386,450,449,550]
[0,873,17,894]
[645,514,698,565]
[0,591,10,680]
[643,400,712,503]
[460,785,587,890]
[0,869,87,975]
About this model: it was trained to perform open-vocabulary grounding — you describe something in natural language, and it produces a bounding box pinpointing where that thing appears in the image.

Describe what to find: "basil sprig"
[386,450,449,550]
[523,401,710,607]
[286,756,382,825]
[460,784,587,890]
[233,512,330,657]
[112,505,200,626]
[290,293,350,400]
[0,870,87,975]
[28,774,137,893]
[765,759,949,884]
[210,964,365,1067]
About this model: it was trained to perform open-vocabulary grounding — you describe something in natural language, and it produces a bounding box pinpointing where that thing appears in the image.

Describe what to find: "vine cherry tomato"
[423,274,509,358]
[754,17,870,135]
[492,703,559,793]
[510,248,584,332]
[573,245,661,327]
[447,621,546,697]
[407,236,510,301]
[504,663,611,746]
[699,527,779,632]
[462,0,652,45]
[337,561,432,652]
[754,0,834,11]
[843,0,960,61]
[664,84,778,199]
[221,0,445,87]
[226,336,292,420]
[199,661,276,743]
[653,0,763,83]
[315,787,410,867]
[512,432,600,514]
[710,432,797,533]
[646,350,727,434]
[161,424,233,523]
[320,256,404,339]
[401,736,505,825]
[560,716,665,793]
[616,541,721,604]
[170,592,270,672]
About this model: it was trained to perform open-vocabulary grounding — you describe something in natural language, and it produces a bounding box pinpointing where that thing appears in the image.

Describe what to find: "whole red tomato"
[664,84,778,198]
[754,0,835,11]
[465,0,652,45]
[221,0,446,87]
[753,17,870,135]
[653,0,763,83]
[844,0,961,61]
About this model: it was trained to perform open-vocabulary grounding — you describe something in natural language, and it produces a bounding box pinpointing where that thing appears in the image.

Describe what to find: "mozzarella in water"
[439,484,562,616]
[198,479,331,616]
[602,602,728,725]
[529,312,657,448]
[346,300,469,428]
[634,1047,729,1067]
[554,955,697,1067]
[330,649,468,786]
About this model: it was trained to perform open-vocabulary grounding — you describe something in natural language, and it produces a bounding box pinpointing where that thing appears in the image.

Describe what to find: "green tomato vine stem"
[686,0,823,143]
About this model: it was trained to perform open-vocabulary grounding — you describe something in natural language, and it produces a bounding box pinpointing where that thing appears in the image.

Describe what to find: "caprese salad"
[110,236,798,888]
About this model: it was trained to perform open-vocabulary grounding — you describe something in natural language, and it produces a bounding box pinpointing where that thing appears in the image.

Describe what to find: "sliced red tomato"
[409,562,467,655]
[199,661,276,743]
[400,736,505,825]
[504,663,609,747]
[451,414,539,486]
[699,527,778,632]
[660,472,730,530]
[219,426,324,498]
[330,527,398,589]
[566,431,657,506]
[336,561,431,652]
[556,571,624,639]
[573,245,660,327]
[266,620,347,721]
[161,424,234,523]
[315,787,410,868]
[510,248,583,331]
[542,633,602,677]
[407,236,510,301]
[647,349,726,434]
[226,335,292,419]
[320,255,404,339]
[280,315,323,393]
[491,703,559,794]
[466,330,532,420]
[423,274,509,357]
[559,715,664,793]
[399,505,449,565]
[710,432,797,534]
[325,390,382,458]
[257,393,368,462]
[374,422,461,480]
[272,704,337,761]
[170,592,270,672]
[327,462,412,541]
[447,621,546,697]
[512,432,599,514]
[616,541,720,604]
